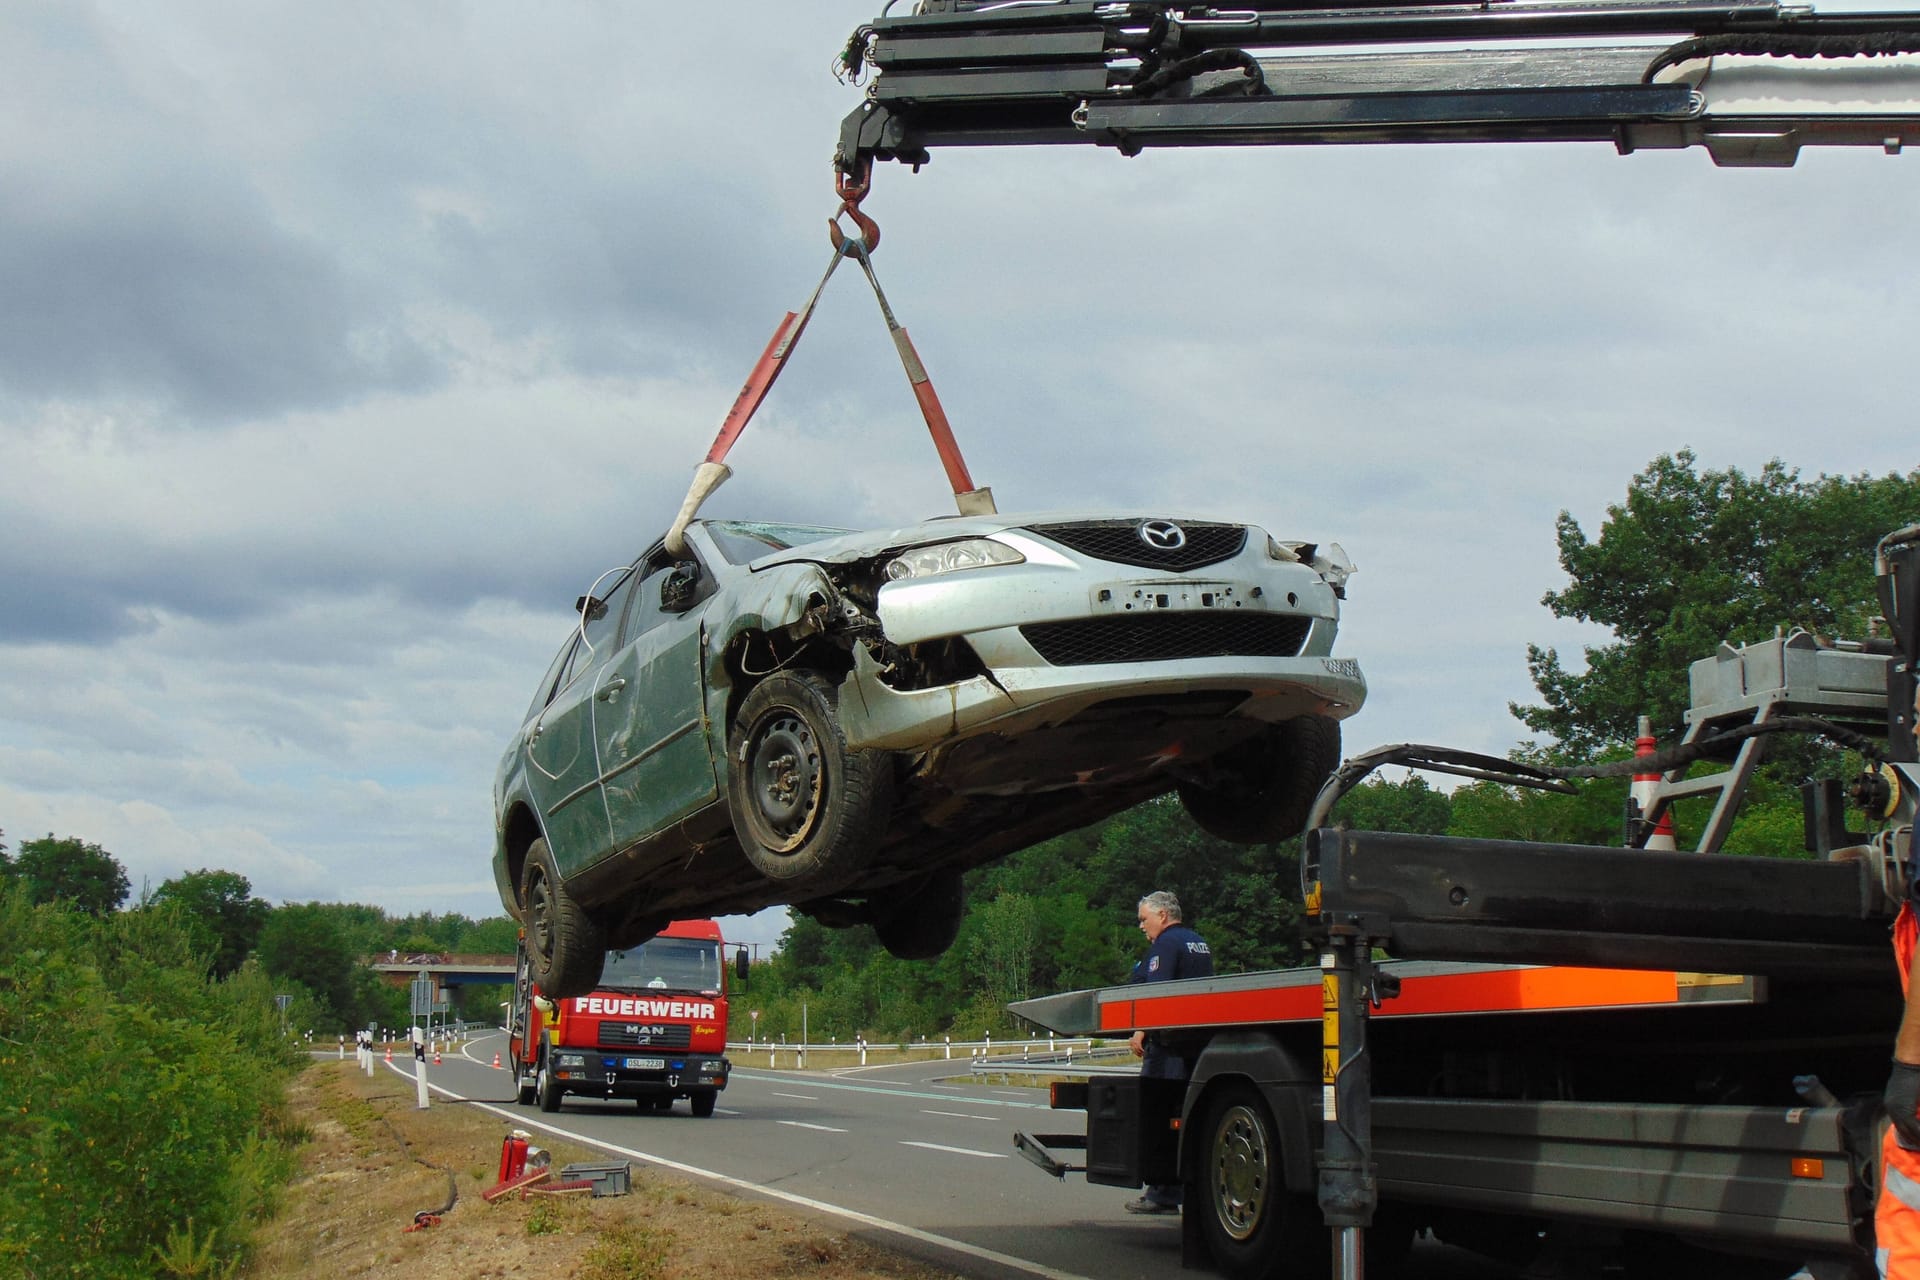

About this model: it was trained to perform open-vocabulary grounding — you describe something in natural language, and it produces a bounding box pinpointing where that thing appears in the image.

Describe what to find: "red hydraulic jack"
[665,161,992,554]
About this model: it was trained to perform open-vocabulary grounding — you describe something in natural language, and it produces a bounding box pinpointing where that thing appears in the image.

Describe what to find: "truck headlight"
[885,539,1023,581]
[556,1054,586,1068]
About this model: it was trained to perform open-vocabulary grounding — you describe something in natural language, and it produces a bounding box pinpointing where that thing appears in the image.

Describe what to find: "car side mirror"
[661,564,701,613]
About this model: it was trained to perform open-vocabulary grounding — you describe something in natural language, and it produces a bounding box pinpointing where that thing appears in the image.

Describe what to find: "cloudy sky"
[4,2,1918,949]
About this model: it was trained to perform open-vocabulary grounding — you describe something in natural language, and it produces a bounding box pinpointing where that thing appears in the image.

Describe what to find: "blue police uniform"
[1129,922,1213,1211]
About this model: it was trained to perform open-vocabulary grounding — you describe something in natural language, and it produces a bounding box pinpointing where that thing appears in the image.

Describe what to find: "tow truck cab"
[510,919,746,1117]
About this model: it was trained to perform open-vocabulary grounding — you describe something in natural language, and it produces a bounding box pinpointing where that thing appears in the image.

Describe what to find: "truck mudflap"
[1015,1078,1186,1189]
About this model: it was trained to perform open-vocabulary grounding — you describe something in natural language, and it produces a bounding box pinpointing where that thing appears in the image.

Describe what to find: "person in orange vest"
[1883,896,1920,1276]
[1883,687,1920,1277]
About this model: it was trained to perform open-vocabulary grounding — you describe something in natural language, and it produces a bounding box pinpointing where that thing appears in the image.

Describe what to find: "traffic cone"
[385,1044,392,1062]
[493,1052,502,1069]
[1632,715,1678,851]
[434,1049,442,1065]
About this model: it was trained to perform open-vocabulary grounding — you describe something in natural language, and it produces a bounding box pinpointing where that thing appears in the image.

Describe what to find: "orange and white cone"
[385,1044,392,1062]
[493,1052,502,1069]
[434,1049,442,1066]
[1632,715,1678,851]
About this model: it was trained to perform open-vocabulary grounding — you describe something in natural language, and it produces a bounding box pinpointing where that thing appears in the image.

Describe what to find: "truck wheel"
[535,1055,563,1113]
[728,671,892,890]
[872,868,965,960]
[690,1091,718,1118]
[514,1063,537,1106]
[1196,1083,1325,1280]
[520,837,605,1000]
[1178,715,1341,844]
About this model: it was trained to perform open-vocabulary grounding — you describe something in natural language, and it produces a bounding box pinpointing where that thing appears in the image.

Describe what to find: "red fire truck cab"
[509,919,743,1117]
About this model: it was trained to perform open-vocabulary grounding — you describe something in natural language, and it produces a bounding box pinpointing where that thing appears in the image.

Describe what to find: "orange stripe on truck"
[1098,967,1685,1032]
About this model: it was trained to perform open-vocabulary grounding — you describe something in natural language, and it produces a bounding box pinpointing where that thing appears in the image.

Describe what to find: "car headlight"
[884,538,1024,581]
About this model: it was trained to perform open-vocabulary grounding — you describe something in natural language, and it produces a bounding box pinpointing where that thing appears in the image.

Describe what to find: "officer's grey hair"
[1138,890,1182,922]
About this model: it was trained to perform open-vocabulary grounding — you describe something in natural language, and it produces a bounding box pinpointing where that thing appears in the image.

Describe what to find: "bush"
[0,887,301,1278]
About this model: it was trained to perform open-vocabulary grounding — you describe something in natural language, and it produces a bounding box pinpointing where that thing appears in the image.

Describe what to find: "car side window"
[573,567,639,677]
[526,635,580,719]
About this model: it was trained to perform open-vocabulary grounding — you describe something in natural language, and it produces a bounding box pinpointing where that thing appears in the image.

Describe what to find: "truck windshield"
[600,938,721,995]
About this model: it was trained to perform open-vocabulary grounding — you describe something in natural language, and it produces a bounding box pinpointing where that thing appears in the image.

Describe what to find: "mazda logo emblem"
[1138,520,1187,550]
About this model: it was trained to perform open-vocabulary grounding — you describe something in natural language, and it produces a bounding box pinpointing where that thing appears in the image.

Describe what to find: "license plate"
[1092,581,1247,613]
[625,1057,666,1071]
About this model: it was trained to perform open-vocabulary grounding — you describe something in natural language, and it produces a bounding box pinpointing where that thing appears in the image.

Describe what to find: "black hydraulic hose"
[1553,714,1885,778]
[1645,29,1920,81]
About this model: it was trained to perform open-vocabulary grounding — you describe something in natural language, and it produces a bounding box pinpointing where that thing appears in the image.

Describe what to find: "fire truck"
[507,919,745,1117]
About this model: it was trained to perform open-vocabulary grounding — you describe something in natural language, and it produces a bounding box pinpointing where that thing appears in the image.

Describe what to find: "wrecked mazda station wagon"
[494,512,1366,997]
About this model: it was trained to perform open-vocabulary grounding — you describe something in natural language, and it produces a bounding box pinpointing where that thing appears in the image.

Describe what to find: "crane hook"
[828,159,880,256]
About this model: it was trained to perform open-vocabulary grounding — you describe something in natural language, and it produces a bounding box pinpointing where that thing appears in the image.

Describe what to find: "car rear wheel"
[871,868,965,960]
[1177,714,1341,843]
[728,671,892,890]
[520,837,605,1000]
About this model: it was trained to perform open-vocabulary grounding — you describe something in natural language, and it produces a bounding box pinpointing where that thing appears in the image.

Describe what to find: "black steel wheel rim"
[747,710,822,853]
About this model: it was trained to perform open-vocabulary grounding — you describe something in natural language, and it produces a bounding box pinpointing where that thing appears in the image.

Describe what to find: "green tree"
[1332,774,1453,835]
[1516,451,1920,756]
[257,903,364,1029]
[14,834,130,915]
[455,916,521,953]
[150,869,270,978]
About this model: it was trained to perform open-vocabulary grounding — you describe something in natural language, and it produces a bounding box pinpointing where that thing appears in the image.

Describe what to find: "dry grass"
[244,1062,961,1280]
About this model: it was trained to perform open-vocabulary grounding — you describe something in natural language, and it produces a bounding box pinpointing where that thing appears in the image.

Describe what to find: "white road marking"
[714,1108,742,1117]
[991,1090,1035,1098]
[777,1120,848,1133]
[772,1091,819,1101]
[382,1062,1093,1280]
[921,1109,996,1121]
[900,1141,1007,1159]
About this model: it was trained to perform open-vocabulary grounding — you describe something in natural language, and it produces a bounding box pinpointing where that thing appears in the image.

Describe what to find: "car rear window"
[703,520,847,565]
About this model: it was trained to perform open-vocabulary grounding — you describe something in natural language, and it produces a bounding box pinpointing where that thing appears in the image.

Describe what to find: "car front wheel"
[520,837,605,1000]
[1178,714,1341,843]
[727,671,892,891]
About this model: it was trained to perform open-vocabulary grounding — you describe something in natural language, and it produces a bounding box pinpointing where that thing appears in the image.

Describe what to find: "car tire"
[690,1090,718,1118]
[1195,1082,1326,1280]
[535,1054,563,1113]
[871,868,965,960]
[1177,714,1341,843]
[728,671,892,890]
[520,837,605,1000]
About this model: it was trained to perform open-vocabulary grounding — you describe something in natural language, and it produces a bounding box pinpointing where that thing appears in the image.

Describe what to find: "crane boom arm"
[836,0,1920,170]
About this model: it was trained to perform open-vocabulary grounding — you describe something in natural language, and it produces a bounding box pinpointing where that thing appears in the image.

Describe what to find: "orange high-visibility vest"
[1879,902,1920,1278]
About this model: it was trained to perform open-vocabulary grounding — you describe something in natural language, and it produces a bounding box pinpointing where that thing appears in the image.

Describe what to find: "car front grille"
[597,1023,693,1050]
[1025,519,1248,571]
[1021,613,1312,666]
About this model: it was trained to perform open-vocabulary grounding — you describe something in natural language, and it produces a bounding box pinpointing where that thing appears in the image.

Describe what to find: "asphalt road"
[357,1030,1535,1280]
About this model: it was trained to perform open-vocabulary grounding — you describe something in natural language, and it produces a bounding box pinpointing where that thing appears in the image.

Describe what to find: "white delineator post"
[413,1025,430,1110]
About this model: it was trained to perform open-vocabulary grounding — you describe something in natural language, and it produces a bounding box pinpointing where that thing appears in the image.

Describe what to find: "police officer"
[1125,889,1212,1215]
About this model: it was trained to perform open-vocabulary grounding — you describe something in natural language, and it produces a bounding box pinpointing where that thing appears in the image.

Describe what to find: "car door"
[595,550,720,853]
[523,565,638,875]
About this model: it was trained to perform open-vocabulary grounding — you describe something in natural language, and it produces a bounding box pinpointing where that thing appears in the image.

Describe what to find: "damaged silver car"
[494,512,1366,997]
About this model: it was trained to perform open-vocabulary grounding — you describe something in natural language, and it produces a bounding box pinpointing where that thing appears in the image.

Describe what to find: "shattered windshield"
[702,520,849,565]
[600,937,722,995]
